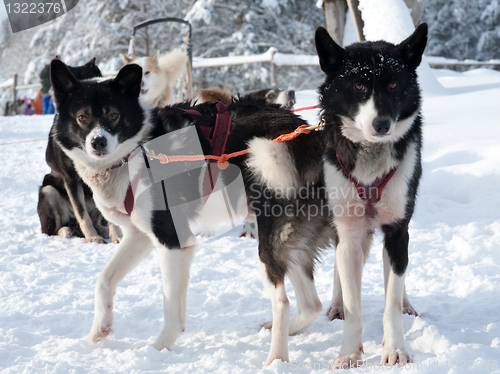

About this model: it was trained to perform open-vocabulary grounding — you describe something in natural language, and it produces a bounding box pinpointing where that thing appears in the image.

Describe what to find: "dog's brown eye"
[389,82,398,89]
[355,83,365,91]
[77,115,87,123]
[109,113,119,121]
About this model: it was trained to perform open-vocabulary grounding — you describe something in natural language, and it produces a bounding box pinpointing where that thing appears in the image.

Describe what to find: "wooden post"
[323,0,347,45]
[346,0,365,42]
[186,61,193,100]
[403,0,427,26]
[270,48,278,87]
[12,74,18,104]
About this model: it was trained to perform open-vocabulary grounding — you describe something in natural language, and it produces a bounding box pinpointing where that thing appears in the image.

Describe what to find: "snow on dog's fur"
[120,50,187,107]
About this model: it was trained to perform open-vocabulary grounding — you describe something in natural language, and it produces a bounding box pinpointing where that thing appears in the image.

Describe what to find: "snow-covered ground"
[1,67,500,374]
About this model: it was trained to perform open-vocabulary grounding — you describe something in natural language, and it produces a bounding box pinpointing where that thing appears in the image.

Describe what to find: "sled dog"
[38,57,121,243]
[315,24,427,367]
[196,87,295,110]
[120,50,187,108]
[49,58,333,366]
[194,86,296,239]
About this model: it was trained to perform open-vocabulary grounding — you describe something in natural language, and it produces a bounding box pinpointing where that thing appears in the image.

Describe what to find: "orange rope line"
[155,124,312,170]
[290,104,321,112]
[0,138,48,146]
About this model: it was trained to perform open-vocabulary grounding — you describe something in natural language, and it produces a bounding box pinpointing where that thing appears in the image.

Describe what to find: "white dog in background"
[120,50,187,107]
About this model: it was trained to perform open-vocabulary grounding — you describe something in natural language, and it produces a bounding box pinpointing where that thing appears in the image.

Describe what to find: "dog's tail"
[195,87,233,105]
[159,50,188,84]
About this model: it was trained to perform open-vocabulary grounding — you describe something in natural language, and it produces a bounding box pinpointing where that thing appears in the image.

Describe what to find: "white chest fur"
[324,142,417,227]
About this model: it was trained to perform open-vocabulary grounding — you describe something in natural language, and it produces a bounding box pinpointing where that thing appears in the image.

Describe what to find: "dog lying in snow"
[38,57,122,243]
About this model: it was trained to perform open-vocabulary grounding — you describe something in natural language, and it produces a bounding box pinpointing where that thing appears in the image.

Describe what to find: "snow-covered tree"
[421,0,499,61]
[22,0,325,93]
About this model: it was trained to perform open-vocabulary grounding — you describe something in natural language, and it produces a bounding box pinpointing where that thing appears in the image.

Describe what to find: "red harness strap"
[181,102,232,205]
[124,160,144,215]
[124,102,232,215]
[336,154,398,217]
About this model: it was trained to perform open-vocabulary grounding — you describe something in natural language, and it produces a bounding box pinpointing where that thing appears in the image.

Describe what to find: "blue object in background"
[41,95,55,115]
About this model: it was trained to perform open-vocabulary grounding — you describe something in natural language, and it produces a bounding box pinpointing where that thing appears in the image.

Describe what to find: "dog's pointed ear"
[315,27,346,74]
[153,50,160,65]
[398,23,428,70]
[120,53,134,64]
[50,59,80,105]
[113,63,142,97]
[84,57,97,68]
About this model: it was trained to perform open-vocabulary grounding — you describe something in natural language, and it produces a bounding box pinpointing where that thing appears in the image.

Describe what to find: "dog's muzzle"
[372,117,392,135]
[91,135,108,153]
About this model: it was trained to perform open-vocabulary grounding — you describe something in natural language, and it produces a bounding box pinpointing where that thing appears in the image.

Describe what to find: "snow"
[184,0,215,25]
[359,0,446,96]
[1,67,500,373]
[359,0,415,44]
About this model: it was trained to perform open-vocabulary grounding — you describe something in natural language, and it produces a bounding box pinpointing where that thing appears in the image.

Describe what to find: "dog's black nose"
[373,117,391,135]
[91,136,107,151]
[288,90,295,100]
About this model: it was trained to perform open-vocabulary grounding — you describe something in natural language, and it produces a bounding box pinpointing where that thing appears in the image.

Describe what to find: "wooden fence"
[2,49,500,104]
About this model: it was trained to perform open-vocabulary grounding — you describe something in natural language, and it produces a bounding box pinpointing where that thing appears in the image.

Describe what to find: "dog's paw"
[403,301,418,317]
[264,355,289,367]
[198,229,215,238]
[108,224,122,243]
[381,349,411,366]
[95,225,109,238]
[57,226,74,238]
[109,234,121,244]
[87,235,107,244]
[130,343,147,350]
[239,221,257,239]
[326,303,344,321]
[260,321,273,330]
[403,305,418,316]
[333,352,363,370]
[88,324,113,344]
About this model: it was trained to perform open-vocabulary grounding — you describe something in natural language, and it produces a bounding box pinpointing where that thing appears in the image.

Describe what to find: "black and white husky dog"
[315,23,427,368]
[49,59,333,366]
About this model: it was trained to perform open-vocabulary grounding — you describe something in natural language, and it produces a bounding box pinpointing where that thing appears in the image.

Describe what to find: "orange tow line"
[153,124,316,170]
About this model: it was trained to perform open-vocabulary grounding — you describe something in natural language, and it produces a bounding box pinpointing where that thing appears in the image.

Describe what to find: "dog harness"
[336,154,398,218]
[123,102,232,215]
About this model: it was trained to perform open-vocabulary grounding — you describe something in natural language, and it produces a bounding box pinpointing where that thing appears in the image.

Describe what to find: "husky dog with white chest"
[315,24,427,367]
[49,58,334,365]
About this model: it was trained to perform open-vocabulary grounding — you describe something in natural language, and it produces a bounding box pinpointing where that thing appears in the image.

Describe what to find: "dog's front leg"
[153,243,195,351]
[333,220,368,369]
[64,179,104,243]
[88,228,153,343]
[380,223,411,365]
[383,246,418,317]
